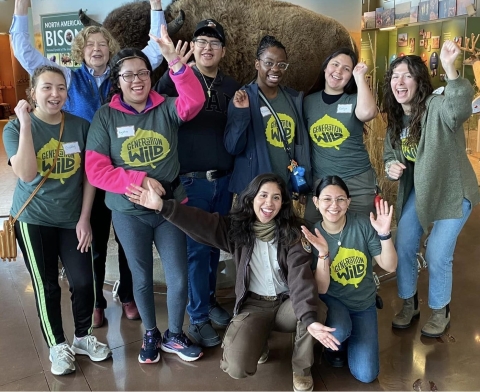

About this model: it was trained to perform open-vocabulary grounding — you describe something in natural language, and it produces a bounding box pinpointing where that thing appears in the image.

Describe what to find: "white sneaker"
[49,342,75,376]
[71,335,112,361]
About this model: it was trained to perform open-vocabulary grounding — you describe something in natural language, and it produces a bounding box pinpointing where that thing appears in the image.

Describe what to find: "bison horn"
[167,10,185,37]
[79,9,102,27]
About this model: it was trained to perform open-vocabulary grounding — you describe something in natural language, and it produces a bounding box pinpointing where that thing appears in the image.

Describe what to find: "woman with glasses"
[383,41,479,337]
[125,172,338,392]
[303,48,378,227]
[225,35,312,198]
[302,175,397,383]
[85,25,205,364]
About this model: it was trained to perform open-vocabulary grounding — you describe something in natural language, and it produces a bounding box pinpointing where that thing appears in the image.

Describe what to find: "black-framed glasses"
[194,39,223,50]
[119,70,151,83]
[258,58,289,70]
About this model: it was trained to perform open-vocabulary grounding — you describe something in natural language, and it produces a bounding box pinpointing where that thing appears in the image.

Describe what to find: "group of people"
[2,0,479,390]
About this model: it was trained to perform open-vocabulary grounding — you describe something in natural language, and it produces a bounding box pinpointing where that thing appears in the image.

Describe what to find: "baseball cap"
[193,19,225,44]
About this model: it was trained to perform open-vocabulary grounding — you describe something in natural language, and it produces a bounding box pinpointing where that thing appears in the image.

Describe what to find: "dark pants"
[220,296,327,379]
[90,189,133,308]
[180,175,233,324]
[15,221,94,347]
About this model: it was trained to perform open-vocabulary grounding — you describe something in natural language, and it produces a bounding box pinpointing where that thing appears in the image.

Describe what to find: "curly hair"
[382,55,433,147]
[27,65,66,106]
[70,26,120,64]
[228,173,302,248]
[108,48,153,101]
[307,47,358,96]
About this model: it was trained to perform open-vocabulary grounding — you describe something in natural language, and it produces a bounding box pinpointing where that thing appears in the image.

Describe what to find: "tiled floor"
[2,124,480,390]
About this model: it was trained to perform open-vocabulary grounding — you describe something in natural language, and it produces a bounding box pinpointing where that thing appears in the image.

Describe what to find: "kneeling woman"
[302,176,397,383]
[126,173,339,392]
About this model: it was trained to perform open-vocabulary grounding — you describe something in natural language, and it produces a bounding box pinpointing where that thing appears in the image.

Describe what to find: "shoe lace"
[143,330,161,349]
[83,335,107,353]
[54,343,75,362]
[172,332,191,348]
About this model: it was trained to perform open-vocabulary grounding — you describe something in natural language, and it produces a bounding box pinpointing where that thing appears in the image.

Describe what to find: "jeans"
[180,175,233,324]
[112,211,188,332]
[395,188,472,309]
[320,294,379,383]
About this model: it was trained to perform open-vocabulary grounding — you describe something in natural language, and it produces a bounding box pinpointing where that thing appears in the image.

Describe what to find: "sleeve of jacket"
[161,200,234,254]
[438,77,474,132]
[383,129,399,181]
[224,99,252,155]
[172,66,205,122]
[286,241,319,328]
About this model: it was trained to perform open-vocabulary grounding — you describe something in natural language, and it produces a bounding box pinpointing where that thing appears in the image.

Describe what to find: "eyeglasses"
[318,197,348,206]
[258,58,289,70]
[194,39,223,50]
[119,70,151,83]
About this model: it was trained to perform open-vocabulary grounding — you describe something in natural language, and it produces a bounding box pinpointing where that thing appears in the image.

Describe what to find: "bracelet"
[318,252,330,260]
[168,57,181,68]
[378,231,392,241]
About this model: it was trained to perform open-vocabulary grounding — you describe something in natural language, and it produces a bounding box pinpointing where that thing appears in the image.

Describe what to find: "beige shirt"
[248,239,289,296]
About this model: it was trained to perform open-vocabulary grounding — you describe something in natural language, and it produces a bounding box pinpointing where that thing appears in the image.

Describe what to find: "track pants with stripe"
[15,221,95,347]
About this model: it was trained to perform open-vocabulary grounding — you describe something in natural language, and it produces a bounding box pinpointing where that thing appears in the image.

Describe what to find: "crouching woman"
[302,176,397,383]
[126,173,340,392]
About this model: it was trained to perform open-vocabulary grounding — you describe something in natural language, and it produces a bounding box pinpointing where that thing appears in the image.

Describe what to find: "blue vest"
[63,64,111,123]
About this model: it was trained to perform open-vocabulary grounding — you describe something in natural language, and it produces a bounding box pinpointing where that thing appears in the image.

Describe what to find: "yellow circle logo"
[330,247,367,288]
[120,128,170,168]
[265,113,295,148]
[309,115,350,150]
[37,138,81,184]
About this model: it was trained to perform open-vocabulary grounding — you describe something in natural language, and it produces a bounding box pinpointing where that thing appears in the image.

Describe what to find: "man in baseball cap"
[193,18,225,44]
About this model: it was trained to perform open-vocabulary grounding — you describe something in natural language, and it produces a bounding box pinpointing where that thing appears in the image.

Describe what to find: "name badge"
[117,125,135,138]
[337,104,353,113]
[63,142,81,155]
[260,106,272,117]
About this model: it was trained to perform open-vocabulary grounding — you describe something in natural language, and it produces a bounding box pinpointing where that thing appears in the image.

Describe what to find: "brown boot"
[421,304,450,337]
[392,292,420,329]
[293,372,313,392]
[122,300,140,320]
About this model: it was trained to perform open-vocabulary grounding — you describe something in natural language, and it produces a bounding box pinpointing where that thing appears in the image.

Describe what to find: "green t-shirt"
[304,92,371,180]
[400,115,417,162]
[261,89,297,185]
[312,211,381,311]
[86,98,186,214]
[2,112,89,228]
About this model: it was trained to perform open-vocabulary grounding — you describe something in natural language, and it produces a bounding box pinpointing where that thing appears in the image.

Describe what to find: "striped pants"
[15,221,95,347]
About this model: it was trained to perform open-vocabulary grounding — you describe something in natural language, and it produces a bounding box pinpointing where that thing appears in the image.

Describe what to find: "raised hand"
[301,225,328,256]
[149,0,162,11]
[175,40,195,67]
[370,198,393,235]
[352,62,368,79]
[233,90,249,108]
[440,40,461,67]
[149,24,177,62]
[14,100,32,128]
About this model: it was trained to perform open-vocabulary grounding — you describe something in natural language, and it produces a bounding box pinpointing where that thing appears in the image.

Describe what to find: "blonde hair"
[70,26,120,64]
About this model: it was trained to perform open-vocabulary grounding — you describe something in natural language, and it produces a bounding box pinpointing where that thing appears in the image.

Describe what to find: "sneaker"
[49,342,75,376]
[122,301,140,320]
[293,372,313,392]
[93,308,104,328]
[188,321,221,347]
[71,335,112,361]
[139,327,162,364]
[161,329,203,362]
[209,302,231,326]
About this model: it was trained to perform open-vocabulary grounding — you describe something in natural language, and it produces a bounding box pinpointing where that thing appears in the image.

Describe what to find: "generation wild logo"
[120,128,170,168]
[37,138,81,184]
[309,114,350,150]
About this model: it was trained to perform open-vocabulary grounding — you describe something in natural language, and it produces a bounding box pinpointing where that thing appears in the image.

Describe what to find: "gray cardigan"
[384,77,479,232]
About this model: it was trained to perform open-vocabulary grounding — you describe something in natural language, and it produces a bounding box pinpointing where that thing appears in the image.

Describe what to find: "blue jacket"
[224,83,312,194]
[63,64,112,123]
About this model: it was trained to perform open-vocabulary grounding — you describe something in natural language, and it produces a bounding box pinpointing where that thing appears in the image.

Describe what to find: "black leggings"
[15,221,94,347]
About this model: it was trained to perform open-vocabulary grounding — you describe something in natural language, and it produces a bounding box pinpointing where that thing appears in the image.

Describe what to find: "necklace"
[199,70,218,98]
[321,220,346,246]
